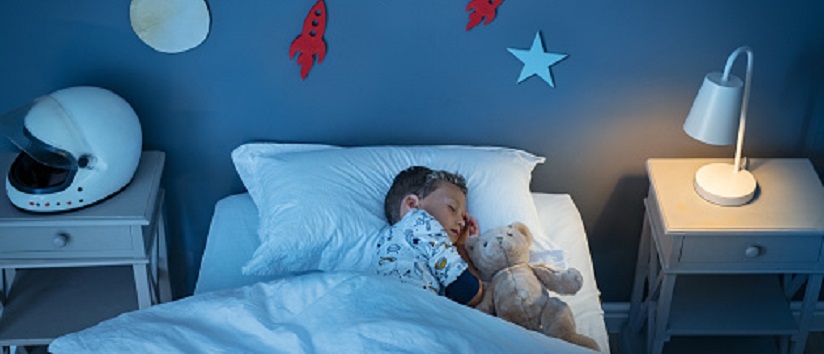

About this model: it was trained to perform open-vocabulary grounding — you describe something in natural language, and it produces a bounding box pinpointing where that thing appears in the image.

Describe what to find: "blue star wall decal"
[507,31,568,87]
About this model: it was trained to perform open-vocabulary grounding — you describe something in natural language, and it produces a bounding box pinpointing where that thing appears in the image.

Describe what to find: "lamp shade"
[683,72,744,146]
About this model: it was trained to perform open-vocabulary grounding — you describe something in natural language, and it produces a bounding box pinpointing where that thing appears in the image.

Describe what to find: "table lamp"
[683,46,756,206]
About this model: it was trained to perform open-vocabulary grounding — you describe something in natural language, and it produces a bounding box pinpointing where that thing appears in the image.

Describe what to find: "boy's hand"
[456,215,479,266]
[459,215,479,243]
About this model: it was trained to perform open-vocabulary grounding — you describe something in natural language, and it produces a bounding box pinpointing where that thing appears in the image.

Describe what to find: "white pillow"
[232,143,557,276]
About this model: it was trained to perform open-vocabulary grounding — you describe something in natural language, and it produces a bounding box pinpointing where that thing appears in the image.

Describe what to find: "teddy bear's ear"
[511,222,532,245]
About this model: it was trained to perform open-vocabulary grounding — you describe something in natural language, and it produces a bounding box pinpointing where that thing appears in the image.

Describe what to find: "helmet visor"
[8,152,76,194]
[0,95,90,170]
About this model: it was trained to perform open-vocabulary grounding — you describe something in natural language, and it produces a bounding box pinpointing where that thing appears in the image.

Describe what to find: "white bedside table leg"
[0,270,5,318]
[646,219,667,354]
[783,274,806,298]
[132,263,151,309]
[629,210,652,332]
[646,300,656,354]
[2,268,15,297]
[792,273,822,354]
[1,268,14,319]
[651,275,675,354]
[156,200,171,303]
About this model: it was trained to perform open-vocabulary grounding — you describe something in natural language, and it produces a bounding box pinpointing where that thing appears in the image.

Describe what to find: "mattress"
[194,192,609,352]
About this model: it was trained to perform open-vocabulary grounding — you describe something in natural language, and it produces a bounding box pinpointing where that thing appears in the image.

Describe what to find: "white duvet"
[50,271,597,353]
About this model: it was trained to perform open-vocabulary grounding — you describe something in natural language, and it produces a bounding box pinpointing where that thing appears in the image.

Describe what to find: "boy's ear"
[400,194,420,218]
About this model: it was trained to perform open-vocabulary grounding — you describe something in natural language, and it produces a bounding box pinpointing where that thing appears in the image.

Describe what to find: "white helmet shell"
[1,86,142,212]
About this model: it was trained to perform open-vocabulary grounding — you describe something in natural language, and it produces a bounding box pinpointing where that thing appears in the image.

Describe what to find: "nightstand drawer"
[0,226,141,258]
[680,235,823,264]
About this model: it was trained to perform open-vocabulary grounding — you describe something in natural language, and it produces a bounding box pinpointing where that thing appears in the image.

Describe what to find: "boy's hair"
[384,166,468,224]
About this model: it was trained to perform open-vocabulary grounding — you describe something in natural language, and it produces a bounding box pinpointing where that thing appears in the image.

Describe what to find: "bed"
[49,143,610,353]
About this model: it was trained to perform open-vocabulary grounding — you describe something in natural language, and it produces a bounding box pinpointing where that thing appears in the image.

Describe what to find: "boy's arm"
[426,213,483,306]
[445,218,483,306]
[467,277,483,307]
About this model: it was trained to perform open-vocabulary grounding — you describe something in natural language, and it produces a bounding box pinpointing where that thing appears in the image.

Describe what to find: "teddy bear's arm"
[473,281,495,314]
[530,264,583,295]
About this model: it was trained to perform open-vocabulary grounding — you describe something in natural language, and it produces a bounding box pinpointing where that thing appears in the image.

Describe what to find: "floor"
[609,331,824,354]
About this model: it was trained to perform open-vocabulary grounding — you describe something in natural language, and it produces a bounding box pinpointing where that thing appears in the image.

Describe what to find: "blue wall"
[1,1,823,301]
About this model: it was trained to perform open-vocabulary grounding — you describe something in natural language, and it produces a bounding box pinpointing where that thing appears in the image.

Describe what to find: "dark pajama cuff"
[445,269,480,305]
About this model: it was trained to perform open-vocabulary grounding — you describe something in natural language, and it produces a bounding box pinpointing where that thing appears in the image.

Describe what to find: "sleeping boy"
[374,166,483,306]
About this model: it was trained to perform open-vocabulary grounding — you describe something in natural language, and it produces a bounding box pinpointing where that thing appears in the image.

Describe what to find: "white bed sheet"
[194,192,609,353]
[51,271,598,353]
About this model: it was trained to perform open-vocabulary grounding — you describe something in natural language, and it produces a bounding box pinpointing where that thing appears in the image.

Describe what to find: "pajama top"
[374,209,468,295]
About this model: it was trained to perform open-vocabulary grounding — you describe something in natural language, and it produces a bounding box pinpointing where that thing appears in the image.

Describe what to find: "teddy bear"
[464,222,600,351]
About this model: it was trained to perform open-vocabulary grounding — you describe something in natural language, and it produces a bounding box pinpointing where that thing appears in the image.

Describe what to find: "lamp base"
[693,162,757,206]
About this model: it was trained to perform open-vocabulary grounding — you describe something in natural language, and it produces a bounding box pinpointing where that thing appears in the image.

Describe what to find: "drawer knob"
[745,245,762,258]
[53,233,69,248]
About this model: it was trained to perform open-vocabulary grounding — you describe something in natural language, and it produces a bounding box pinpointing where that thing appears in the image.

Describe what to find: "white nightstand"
[0,151,171,350]
[624,158,824,354]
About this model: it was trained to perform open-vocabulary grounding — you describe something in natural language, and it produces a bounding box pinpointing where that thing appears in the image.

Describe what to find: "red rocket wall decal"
[466,0,503,31]
[289,0,328,79]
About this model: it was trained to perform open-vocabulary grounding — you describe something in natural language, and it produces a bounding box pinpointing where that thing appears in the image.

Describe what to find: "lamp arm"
[722,46,753,173]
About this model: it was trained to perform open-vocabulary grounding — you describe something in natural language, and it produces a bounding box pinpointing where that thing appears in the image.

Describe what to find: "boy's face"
[417,182,467,242]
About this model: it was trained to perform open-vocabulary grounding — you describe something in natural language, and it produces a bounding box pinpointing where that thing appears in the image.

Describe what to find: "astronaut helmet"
[0,86,142,212]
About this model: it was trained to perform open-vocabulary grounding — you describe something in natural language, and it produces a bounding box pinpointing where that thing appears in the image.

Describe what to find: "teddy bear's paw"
[540,299,600,351]
[566,333,600,352]
[556,268,583,295]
